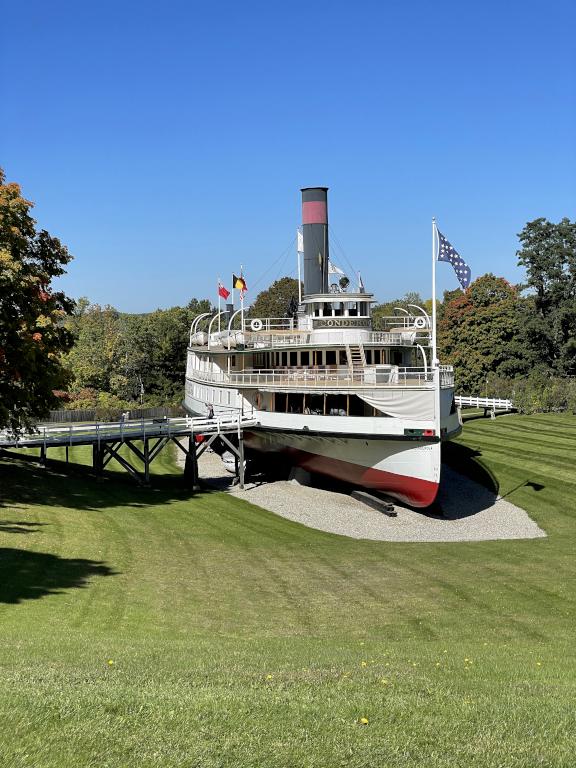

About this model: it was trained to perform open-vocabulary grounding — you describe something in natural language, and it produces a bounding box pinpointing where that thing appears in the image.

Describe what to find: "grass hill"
[1,414,575,767]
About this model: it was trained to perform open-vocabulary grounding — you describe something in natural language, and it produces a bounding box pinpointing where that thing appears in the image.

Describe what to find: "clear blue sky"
[2,0,575,312]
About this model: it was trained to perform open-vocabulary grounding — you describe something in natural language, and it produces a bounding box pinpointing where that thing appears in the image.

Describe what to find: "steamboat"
[184,187,461,508]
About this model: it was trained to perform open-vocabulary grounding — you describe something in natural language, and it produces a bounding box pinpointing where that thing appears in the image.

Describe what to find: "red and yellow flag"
[233,274,247,292]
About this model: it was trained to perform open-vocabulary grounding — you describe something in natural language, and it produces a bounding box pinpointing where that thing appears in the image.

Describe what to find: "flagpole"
[297,248,302,305]
[217,277,221,333]
[240,265,244,332]
[296,227,303,304]
[431,217,440,435]
[431,218,437,367]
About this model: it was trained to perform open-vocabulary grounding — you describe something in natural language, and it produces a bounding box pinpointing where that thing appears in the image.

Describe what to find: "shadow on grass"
[442,441,500,495]
[461,410,516,423]
[438,441,546,516]
[0,520,49,534]
[0,548,117,604]
[0,454,201,511]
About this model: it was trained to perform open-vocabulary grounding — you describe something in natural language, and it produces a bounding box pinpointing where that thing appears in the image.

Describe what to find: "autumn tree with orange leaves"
[0,168,75,431]
[437,274,530,395]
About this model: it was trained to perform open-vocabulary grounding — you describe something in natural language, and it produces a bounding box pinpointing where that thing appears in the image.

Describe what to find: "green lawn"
[1,415,575,767]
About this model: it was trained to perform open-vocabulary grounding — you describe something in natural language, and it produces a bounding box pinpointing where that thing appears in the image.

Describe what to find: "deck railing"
[188,365,455,389]
[193,329,432,350]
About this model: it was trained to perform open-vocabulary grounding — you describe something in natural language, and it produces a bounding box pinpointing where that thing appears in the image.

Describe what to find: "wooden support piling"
[238,434,245,489]
[92,444,104,476]
[183,434,200,491]
[144,438,150,484]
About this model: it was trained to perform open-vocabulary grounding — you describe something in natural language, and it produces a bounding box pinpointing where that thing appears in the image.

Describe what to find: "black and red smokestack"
[301,187,329,295]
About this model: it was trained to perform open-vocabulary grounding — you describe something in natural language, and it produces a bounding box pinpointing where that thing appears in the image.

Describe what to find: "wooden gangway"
[0,414,257,487]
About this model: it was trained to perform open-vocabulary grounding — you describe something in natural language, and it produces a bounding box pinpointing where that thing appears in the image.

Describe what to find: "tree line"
[2,165,575,429]
[61,298,210,413]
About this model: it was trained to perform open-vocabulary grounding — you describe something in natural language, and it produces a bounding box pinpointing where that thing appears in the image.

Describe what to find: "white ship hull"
[183,392,451,508]
[244,429,440,508]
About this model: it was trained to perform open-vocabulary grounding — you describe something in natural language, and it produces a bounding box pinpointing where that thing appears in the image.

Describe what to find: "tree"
[248,277,301,319]
[0,169,74,431]
[64,297,213,406]
[437,288,463,321]
[372,292,426,330]
[438,274,528,395]
[516,217,576,374]
[65,303,122,392]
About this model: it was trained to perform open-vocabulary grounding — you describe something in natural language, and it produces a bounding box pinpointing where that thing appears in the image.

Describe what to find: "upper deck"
[189,312,432,352]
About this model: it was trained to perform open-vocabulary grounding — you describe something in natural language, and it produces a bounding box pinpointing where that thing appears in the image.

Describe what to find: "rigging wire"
[247,236,297,295]
[328,225,359,282]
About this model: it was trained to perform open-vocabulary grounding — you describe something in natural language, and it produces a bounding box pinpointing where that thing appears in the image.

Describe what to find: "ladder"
[346,344,366,377]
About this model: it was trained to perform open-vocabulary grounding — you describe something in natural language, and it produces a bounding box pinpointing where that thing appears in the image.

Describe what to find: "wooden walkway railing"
[0,414,257,488]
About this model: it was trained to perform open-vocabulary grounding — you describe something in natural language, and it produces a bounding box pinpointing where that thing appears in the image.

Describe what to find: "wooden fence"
[43,405,185,424]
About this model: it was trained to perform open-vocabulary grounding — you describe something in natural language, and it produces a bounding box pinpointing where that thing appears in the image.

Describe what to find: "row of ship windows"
[189,382,237,407]
[254,349,403,368]
[311,302,370,317]
[188,381,384,418]
[264,392,384,417]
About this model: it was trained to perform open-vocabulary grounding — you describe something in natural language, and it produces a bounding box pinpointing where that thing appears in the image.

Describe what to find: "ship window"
[313,350,323,366]
[230,355,236,367]
[288,393,303,413]
[326,350,336,365]
[366,349,372,364]
[360,302,368,316]
[301,351,309,365]
[391,350,403,365]
[273,393,288,413]
[281,351,288,367]
[306,394,324,415]
[326,394,347,416]
[348,302,358,316]
[339,350,347,365]
[348,395,365,416]
[290,351,297,366]
[333,303,343,317]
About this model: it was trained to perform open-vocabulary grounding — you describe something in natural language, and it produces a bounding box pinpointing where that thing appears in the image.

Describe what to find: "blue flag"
[437,229,471,290]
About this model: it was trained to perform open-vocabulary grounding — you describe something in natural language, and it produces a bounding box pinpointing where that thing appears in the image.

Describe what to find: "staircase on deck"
[346,344,366,378]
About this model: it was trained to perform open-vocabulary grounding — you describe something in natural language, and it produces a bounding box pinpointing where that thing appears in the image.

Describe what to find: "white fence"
[455,396,514,411]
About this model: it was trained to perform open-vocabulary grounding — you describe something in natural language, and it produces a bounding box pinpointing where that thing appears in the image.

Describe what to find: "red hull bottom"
[281,447,439,509]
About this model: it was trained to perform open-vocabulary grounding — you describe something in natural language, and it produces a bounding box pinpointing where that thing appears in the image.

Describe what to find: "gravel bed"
[178,448,546,543]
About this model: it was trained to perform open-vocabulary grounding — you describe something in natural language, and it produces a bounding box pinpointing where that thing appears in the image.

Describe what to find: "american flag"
[437,229,471,290]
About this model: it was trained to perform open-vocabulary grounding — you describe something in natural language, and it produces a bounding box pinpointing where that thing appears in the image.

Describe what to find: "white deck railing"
[188,365,454,389]
[191,330,432,350]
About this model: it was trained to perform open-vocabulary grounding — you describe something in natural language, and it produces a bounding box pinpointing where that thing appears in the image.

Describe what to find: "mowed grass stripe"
[470,421,576,448]
[454,435,576,486]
